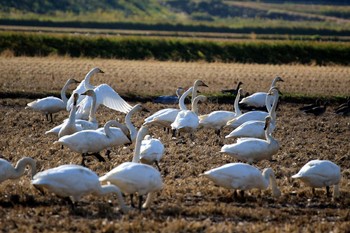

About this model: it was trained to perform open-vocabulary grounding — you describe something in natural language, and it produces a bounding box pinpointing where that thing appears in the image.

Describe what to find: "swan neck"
[233,90,242,116]
[269,92,279,121]
[68,100,77,124]
[14,157,36,179]
[271,77,279,88]
[132,127,147,163]
[99,184,128,213]
[61,80,73,105]
[179,87,192,110]
[125,107,138,142]
[88,93,97,122]
[262,168,280,196]
[191,96,203,115]
[84,69,97,90]
[192,82,200,104]
[104,121,114,138]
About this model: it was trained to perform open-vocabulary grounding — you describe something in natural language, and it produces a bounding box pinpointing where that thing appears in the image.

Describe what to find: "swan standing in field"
[25,78,80,122]
[57,93,79,138]
[239,76,283,109]
[153,87,184,104]
[201,163,281,199]
[139,135,165,171]
[225,87,277,129]
[291,160,341,198]
[98,104,144,159]
[66,67,132,120]
[32,164,128,213]
[99,126,163,211]
[45,90,99,137]
[221,116,279,163]
[0,157,36,183]
[171,95,207,140]
[55,120,127,166]
[144,86,193,131]
[199,88,242,136]
[226,87,279,139]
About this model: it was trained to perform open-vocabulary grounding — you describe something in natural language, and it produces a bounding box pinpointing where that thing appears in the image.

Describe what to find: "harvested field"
[0,56,349,232]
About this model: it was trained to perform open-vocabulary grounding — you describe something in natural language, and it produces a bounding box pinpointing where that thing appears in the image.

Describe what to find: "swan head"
[81,89,95,97]
[263,116,272,130]
[90,67,104,74]
[194,80,208,87]
[274,76,284,83]
[73,93,79,105]
[67,78,80,85]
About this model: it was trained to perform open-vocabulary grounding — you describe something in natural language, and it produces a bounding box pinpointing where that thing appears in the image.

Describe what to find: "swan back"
[291,160,341,188]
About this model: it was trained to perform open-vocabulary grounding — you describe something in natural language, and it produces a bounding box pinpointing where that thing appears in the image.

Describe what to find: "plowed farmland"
[0,56,349,232]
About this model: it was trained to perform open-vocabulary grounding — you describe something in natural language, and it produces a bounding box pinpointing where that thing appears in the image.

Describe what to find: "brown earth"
[0,57,349,232]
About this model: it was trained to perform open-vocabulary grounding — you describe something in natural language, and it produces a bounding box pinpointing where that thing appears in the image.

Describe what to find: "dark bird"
[221,81,243,96]
[299,99,321,112]
[304,101,328,116]
[335,100,350,116]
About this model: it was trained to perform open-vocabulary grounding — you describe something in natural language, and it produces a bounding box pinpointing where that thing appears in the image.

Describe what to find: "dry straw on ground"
[0,56,349,232]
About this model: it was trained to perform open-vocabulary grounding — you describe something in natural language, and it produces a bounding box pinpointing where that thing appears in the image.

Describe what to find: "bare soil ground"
[0,57,349,232]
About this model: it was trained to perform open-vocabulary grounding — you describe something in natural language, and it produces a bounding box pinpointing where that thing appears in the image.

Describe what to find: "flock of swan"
[1,68,342,214]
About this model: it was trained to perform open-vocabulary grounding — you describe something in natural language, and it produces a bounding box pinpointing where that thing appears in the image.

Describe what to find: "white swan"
[0,157,36,183]
[199,88,242,136]
[97,104,144,159]
[221,116,279,163]
[239,76,283,109]
[139,135,165,171]
[54,120,126,166]
[201,163,281,198]
[225,88,276,129]
[32,164,128,213]
[291,160,341,198]
[45,89,99,137]
[26,78,80,122]
[57,93,79,138]
[67,67,132,120]
[171,95,207,140]
[143,86,193,130]
[99,125,163,210]
[226,87,279,139]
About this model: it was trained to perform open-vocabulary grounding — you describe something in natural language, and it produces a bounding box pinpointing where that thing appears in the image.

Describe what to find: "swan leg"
[105,150,111,160]
[312,188,316,197]
[239,190,245,198]
[233,190,238,199]
[91,152,106,162]
[138,195,143,212]
[326,186,331,197]
[45,114,49,121]
[172,129,176,137]
[130,194,135,208]
[154,161,161,172]
[81,154,87,167]
[215,129,221,137]
[63,197,76,211]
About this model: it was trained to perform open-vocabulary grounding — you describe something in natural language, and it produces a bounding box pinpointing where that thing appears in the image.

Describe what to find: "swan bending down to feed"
[99,125,163,211]
[221,116,279,163]
[0,157,36,183]
[25,78,80,122]
[32,164,128,213]
[66,67,132,120]
[239,76,283,109]
[291,160,341,198]
[139,135,165,171]
[199,88,242,136]
[226,87,279,139]
[201,163,281,199]
[55,120,127,166]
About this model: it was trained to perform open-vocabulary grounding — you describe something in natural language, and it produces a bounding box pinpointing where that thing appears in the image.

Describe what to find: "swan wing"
[94,84,132,114]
